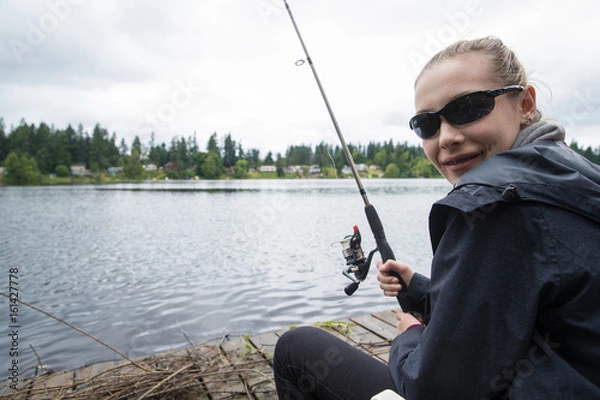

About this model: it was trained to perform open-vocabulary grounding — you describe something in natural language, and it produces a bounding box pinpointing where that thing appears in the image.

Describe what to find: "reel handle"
[344,281,360,296]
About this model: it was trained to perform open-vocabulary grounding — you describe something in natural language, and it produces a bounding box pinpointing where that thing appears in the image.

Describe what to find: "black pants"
[273,326,397,399]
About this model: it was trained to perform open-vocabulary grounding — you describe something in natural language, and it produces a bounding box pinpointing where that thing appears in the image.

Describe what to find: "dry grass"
[2,340,276,400]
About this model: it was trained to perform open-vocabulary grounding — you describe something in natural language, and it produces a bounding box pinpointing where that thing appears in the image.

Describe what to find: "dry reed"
[2,340,277,400]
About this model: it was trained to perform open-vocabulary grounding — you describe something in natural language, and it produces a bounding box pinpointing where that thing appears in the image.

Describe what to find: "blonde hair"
[416,37,542,122]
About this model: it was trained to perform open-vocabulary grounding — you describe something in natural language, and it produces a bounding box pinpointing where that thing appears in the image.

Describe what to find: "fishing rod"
[282,0,409,301]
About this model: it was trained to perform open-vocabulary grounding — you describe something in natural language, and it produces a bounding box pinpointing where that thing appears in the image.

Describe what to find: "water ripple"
[0,179,447,376]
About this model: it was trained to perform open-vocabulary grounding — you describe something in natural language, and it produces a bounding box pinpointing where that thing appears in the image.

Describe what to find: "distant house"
[309,165,321,175]
[162,161,178,171]
[144,164,157,172]
[108,167,123,175]
[356,163,367,172]
[70,163,91,176]
[341,166,353,175]
[0,167,5,175]
[259,165,276,173]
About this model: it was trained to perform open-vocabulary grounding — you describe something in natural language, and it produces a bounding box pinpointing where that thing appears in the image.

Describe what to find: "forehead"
[414,52,500,112]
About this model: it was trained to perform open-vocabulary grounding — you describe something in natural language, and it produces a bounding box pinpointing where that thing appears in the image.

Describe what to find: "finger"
[380,283,403,297]
[377,259,394,273]
[377,272,399,284]
[382,283,403,293]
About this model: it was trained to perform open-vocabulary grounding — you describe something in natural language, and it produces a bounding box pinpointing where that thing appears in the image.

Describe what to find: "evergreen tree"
[245,148,260,170]
[107,133,122,166]
[49,129,72,172]
[131,136,142,156]
[9,120,35,156]
[148,142,166,167]
[275,153,285,177]
[204,134,224,176]
[89,124,109,172]
[207,132,220,155]
[119,138,129,157]
[68,124,88,165]
[188,132,199,156]
[33,122,52,173]
[286,145,312,165]
[264,151,274,165]
[223,133,237,168]
[314,141,333,168]
[178,137,190,169]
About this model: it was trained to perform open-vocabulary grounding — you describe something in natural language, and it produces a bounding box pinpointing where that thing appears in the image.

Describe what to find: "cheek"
[422,140,440,167]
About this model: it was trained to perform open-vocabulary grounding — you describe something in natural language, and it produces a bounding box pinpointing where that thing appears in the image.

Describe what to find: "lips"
[442,152,483,172]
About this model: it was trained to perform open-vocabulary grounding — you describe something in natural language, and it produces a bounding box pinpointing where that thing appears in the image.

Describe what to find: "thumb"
[378,259,399,274]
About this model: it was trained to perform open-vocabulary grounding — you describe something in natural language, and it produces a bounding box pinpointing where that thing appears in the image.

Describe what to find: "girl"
[274,37,600,399]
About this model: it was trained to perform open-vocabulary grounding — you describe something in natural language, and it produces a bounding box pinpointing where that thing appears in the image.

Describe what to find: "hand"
[395,311,423,335]
[377,260,415,297]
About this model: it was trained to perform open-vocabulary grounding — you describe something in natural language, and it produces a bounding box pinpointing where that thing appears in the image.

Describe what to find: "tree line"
[1,118,598,185]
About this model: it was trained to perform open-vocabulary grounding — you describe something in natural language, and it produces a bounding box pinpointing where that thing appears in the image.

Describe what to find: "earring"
[523,118,533,126]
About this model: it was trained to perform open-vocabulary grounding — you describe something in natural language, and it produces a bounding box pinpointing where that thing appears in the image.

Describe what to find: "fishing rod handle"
[365,206,423,314]
[364,204,408,293]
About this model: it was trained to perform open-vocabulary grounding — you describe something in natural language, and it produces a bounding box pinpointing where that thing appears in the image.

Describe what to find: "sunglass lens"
[410,114,440,139]
[444,93,495,125]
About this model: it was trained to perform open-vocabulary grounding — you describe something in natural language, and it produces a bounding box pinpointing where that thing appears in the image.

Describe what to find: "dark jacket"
[390,141,600,399]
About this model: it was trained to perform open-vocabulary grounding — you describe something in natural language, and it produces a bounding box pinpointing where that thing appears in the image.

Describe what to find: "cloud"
[0,0,599,154]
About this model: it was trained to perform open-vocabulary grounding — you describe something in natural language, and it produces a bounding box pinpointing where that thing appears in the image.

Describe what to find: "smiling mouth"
[443,152,482,168]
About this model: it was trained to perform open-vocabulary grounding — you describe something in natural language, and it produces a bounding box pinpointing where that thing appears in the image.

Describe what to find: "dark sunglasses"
[409,85,525,139]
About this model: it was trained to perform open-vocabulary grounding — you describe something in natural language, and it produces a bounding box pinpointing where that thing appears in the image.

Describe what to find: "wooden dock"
[1,310,399,400]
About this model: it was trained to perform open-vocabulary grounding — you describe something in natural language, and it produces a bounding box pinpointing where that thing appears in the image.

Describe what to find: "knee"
[274,326,321,367]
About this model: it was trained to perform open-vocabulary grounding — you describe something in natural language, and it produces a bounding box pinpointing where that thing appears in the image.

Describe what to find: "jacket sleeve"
[397,272,430,319]
[388,202,559,399]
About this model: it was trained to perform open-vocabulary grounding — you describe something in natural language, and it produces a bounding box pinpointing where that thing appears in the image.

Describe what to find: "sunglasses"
[409,85,525,139]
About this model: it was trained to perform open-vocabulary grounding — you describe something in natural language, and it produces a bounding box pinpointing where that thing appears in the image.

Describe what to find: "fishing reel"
[340,225,378,296]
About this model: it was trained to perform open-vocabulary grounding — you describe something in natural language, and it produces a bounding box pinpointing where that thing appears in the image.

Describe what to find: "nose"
[438,117,465,149]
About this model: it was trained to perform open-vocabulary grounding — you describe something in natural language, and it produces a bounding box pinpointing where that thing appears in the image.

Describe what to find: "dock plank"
[201,338,249,399]
[351,314,397,341]
[29,370,75,400]
[221,337,277,400]
[75,360,118,382]
[248,331,279,358]
[373,309,400,327]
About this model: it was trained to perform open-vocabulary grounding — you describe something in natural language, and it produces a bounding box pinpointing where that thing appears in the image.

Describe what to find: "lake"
[0,178,451,377]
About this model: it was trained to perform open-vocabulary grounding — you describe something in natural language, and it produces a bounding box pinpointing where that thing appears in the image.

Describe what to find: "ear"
[520,85,537,121]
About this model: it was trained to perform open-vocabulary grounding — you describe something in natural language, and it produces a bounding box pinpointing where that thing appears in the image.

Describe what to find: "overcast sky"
[1,0,599,156]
